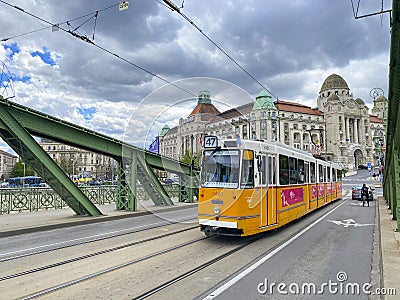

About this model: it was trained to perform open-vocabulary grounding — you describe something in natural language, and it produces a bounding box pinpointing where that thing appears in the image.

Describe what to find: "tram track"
[0,215,196,262]
[1,200,348,299]
[17,234,209,300]
[135,199,347,299]
[0,225,200,282]
[133,233,267,300]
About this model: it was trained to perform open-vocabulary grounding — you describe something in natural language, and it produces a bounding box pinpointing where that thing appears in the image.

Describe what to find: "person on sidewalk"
[361,183,369,207]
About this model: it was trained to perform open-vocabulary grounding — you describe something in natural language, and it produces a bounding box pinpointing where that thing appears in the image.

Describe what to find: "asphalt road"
[200,171,380,300]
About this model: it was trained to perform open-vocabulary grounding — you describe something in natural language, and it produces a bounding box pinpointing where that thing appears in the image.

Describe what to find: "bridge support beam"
[0,108,102,216]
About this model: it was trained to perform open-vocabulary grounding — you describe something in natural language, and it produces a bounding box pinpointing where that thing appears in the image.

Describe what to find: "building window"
[243,125,248,139]
[261,121,266,129]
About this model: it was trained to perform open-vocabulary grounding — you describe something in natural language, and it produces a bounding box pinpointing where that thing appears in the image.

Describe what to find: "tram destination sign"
[204,135,218,148]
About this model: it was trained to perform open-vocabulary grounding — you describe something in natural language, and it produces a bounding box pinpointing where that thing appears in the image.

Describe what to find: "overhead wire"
[160,0,279,100]
[350,0,361,18]
[0,0,198,98]
[1,3,119,42]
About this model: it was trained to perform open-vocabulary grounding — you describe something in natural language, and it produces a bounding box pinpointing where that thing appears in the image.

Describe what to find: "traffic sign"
[204,136,218,148]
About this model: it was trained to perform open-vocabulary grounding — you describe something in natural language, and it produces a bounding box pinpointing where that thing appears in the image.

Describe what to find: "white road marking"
[202,200,348,300]
[327,219,374,228]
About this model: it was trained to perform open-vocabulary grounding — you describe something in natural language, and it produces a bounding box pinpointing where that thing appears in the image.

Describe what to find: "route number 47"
[204,136,218,148]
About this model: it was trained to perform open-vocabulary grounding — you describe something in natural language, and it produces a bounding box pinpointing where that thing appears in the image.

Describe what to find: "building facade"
[159,74,387,170]
[0,150,18,180]
[39,139,116,180]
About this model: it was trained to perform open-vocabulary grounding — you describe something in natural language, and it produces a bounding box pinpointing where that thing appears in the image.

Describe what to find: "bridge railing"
[0,184,185,214]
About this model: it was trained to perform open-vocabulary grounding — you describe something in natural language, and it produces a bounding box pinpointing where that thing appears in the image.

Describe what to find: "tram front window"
[200,150,240,188]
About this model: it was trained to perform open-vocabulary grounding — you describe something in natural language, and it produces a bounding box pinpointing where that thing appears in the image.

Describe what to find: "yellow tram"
[198,136,343,237]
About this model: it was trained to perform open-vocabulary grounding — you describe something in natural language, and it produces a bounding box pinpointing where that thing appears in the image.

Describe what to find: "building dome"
[159,124,170,137]
[253,90,276,110]
[355,98,365,105]
[320,74,349,93]
[198,89,211,104]
[327,93,340,102]
[375,95,387,103]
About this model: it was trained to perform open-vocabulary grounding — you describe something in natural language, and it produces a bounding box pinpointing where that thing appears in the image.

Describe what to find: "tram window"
[304,162,309,183]
[241,150,254,188]
[318,164,324,182]
[318,165,326,182]
[261,155,267,185]
[269,156,276,185]
[310,162,316,183]
[327,167,331,182]
[200,150,240,188]
[289,157,298,184]
[332,168,337,182]
[298,159,305,183]
[279,155,289,185]
[337,169,343,181]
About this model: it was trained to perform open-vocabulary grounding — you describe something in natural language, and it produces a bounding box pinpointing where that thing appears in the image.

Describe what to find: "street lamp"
[71,158,75,180]
[22,162,25,187]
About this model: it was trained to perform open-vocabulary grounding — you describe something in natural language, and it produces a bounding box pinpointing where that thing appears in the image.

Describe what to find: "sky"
[0,0,393,153]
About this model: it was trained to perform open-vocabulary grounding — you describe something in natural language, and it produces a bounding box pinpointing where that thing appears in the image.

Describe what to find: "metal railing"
[0,184,183,214]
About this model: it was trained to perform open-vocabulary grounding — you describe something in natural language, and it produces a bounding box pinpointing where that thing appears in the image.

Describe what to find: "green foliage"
[11,159,35,177]
[180,150,201,167]
[58,158,75,175]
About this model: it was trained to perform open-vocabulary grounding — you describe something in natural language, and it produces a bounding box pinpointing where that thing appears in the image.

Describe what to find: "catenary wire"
[160,0,279,100]
[1,2,119,42]
[0,0,198,98]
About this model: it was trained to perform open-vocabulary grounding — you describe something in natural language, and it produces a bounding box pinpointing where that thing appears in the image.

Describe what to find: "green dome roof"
[198,89,211,104]
[253,90,276,110]
[159,124,170,137]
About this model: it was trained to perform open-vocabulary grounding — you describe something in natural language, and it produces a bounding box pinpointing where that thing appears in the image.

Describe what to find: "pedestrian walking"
[361,183,369,207]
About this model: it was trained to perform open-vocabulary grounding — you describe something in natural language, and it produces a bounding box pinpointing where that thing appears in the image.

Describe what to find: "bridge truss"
[0,97,197,216]
[384,0,400,230]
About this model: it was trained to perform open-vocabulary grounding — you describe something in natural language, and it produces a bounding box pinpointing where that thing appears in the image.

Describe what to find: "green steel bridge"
[384,0,400,230]
[0,96,198,216]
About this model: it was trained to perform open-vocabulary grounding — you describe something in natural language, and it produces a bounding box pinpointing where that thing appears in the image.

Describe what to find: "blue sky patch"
[12,74,31,83]
[31,47,57,66]
[77,106,97,121]
[3,43,20,59]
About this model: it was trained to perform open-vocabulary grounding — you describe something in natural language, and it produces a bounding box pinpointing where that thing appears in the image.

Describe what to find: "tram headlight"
[214,206,220,214]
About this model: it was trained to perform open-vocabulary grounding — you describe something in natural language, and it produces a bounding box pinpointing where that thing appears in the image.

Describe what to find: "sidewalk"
[0,199,197,238]
[378,196,400,297]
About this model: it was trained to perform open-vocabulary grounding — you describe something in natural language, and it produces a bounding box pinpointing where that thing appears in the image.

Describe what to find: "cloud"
[0,0,392,151]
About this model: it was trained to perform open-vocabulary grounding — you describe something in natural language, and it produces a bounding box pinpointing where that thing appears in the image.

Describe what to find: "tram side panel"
[198,187,264,236]
[309,184,318,210]
[277,185,308,227]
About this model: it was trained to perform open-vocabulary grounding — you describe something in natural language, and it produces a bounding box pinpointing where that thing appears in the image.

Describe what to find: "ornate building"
[39,139,116,180]
[0,149,18,181]
[159,74,387,170]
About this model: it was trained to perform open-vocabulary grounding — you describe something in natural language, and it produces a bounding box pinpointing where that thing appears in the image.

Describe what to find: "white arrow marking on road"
[327,219,374,228]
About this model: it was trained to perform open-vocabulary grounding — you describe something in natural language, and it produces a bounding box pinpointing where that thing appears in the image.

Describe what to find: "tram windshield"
[200,149,240,188]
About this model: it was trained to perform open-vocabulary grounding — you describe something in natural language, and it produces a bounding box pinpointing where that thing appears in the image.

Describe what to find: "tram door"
[258,155,268,228]
[268,155,277,225]
[260,154,277,227]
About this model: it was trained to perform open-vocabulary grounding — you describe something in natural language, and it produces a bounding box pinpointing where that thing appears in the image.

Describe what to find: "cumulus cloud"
[0,0,392,152]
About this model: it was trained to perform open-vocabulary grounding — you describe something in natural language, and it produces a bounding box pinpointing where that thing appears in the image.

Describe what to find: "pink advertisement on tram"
[281,188,304,207]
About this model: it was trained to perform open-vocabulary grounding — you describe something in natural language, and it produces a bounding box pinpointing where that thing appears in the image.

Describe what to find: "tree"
[11,159,35,177]
[181,150,201,167]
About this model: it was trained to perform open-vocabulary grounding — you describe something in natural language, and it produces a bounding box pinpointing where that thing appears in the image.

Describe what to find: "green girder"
[384,0,400,230]
[0,97,198,215]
